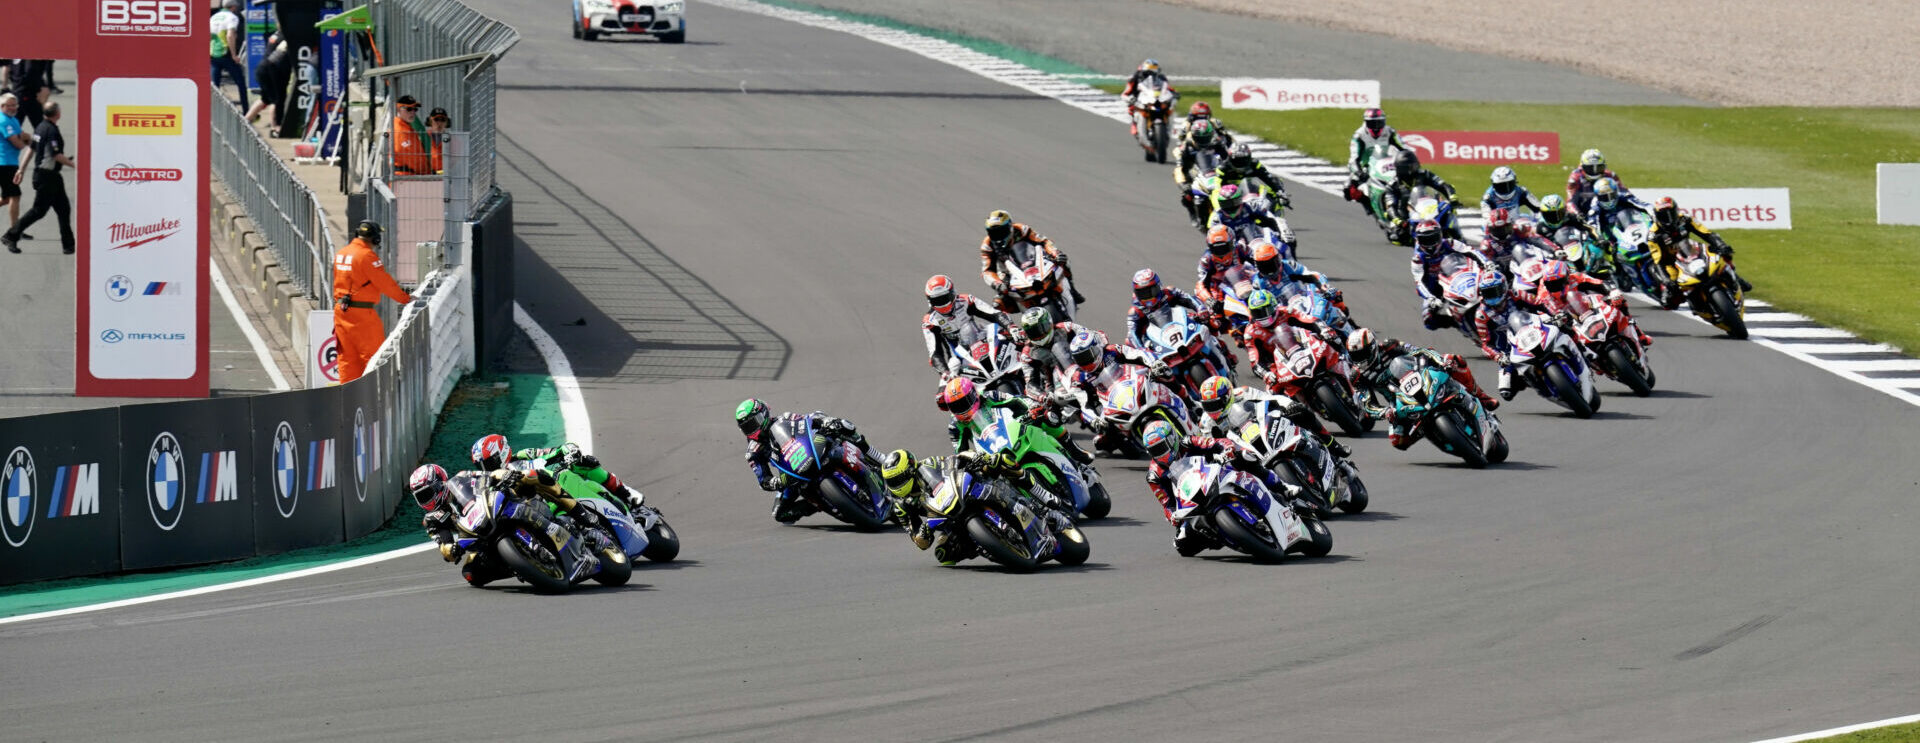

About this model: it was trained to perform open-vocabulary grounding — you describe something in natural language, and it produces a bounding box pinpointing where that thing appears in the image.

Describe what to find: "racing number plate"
[622,12,652,23]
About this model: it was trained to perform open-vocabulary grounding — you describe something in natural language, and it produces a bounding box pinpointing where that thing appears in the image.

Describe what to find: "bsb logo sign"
[1401,131,1561,165]
[98,0,192,36]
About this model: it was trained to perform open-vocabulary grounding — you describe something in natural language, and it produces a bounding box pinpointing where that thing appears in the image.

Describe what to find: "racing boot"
[1322,435,1352,459]
[461,552,512,587]
[771,492,818,524]
[1173,523,1210,557]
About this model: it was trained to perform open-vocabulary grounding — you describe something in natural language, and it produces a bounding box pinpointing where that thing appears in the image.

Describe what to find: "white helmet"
[1490,166,1517,194]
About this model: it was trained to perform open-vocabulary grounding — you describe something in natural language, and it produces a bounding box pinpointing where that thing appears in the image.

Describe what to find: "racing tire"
[818,478,889,532]
[1546,364,1595,419]
[1607,344,1653,397]
[1314,380,1366,437]
[1293,514,1333,557]
[641,518,680,562]
[1212,508,1287,564]
[495,532,573,594]
[967,511,1039,572]
[1052,526,1090,567]
[1336,467,1369,514]
[1270,463,1331,517]
[1709,288,1748,339]
[1080,481,1112,520]
[1152,121,1169,163]
[592,547,632,587]
[1432,411,1487,469]
[581,29,600,41]
[1488,431,1510,464]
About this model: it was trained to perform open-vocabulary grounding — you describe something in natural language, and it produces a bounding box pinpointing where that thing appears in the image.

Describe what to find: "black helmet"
[1228,142,1255,169]
[1394,150,1420,178]
[1019,308,1054,345]
[355,220,383,246]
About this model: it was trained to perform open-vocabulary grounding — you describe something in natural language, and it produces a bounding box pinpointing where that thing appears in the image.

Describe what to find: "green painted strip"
[0,373,568,618]
[753,0,1103,79]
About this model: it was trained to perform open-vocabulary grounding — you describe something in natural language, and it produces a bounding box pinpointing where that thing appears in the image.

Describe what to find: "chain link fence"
[210,95,336,298]
[371,0,516,214]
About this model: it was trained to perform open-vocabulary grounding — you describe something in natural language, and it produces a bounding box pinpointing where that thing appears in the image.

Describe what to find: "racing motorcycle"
[1086,366,1192,457]
[918,456,1089,571]
[950,318,1025,397]
[1388,355,1510,469]
[442,472,631,593]
[969,405,1112,520]
[1564,292,1656,396]
[1182,148,1227,228]
[766,416,894,530]
[1261,325,1369,437]
[508,458,679,563]
[1436,254,1504,353]
[1506,310,1602,418]
[1129,77,1176,163]
[1165,455,1331,562]
[996,242,1076,324]
[1134,304,1236,399]
[1668,240,1749,339]
[1547,224,1614,285]
[1223,398,1369,515]
[1606,211,1670,301]
[1278,282,1355,338]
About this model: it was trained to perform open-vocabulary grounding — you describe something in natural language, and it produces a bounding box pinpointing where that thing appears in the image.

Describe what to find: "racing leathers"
[421,470,512,586]
[511,442,640,508]
[1586,192,1654,251]
[1199,385,1340,453]
[1241,306,1341,387]
[922,292,1011,377]
[1566,167,1632,218]
[1126,286,1220,349]
[1144,435,1271,524]
[1536,207,1601,246]
[1215,158,1290,211]
[888,450,1061,562]
[744,411,877,523]
[946,388,1096,470]
[1513,268,1653,348]
[1650,211,1751,301]
[1064,342,1158,451]
[1482,182,1545,217]
[1122,69,1176,136]
[1386,167,1459,231]
[1411,236,1489,330]
[1016,321,1104,401]
[1353,340,1500,448]
[1478,229,1562,273]
[980,223,1084,308]
[1346,124,1407,194]
[1194,246,1254,310]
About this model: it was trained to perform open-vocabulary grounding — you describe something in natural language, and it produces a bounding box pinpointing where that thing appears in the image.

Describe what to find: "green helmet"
[735,398,771,436]
[1019,308,1054,345]
[1540,194,1567,220]
[1191,119,1217,146]
[1247,288,1278,322]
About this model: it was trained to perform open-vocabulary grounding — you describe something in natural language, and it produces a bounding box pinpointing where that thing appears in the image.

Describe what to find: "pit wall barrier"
[0,267,472,586]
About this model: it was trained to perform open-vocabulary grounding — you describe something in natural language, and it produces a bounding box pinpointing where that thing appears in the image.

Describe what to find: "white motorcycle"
[1505,310,1602,418]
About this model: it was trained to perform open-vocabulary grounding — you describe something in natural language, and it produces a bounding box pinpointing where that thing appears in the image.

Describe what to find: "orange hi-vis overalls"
[331,237,412,383]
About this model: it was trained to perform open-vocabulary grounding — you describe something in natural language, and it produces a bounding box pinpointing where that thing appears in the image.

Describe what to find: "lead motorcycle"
[1165,455,1331,563]
[766,416,895,530]
[918,456,1090,572]
[995,241,1076,324]
[1128,77,1176,163]
[1223,398,1369,516]
[443,471,631,594]
[1387,355,1509,468]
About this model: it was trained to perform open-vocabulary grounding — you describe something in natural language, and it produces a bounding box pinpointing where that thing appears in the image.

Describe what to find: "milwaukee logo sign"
[1401,131,1561,164]
[108,218,183,249]
[98,0,191,35]
[106,166,184,184]
[105,107,183,135]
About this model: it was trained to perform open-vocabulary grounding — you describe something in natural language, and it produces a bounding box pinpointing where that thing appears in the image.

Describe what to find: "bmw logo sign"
[2,447,36,547]
[105,275,134,302]
[147,432,186,531]
[272,421,300,518]
[351,407,368,503]
[101,329,125,344]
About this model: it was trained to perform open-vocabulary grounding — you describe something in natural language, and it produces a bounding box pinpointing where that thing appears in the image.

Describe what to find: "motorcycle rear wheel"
[496,533,573,594]
[1212,508,1287,563]
[967,512,1039,572]
[1314,380,1367,436]
[1607,344,1653,397]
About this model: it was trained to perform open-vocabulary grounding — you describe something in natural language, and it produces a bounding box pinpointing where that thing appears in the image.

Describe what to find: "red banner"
[1401,131,1561,165]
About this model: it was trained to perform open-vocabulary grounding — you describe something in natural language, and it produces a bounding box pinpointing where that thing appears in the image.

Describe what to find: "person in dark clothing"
[6,59,48,128]
[3,102,72,254]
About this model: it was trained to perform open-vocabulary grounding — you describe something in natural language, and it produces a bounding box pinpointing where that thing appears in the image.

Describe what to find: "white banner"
[88,77,201,379]
[1876,163,1920,226]
[1635,188,1792,230]
[307,310,340,387]
[1219,78,1380,110]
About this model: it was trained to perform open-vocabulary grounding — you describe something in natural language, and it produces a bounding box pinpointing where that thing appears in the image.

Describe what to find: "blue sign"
[245,0,271,92]
[318,8,346,158]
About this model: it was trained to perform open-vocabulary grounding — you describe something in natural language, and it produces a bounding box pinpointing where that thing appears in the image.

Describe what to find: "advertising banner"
[1401,131,1561,165]
[1635,188,1793,230]
[318,8,346,158]
[341,376,385,540]
[250,389,345,553]
[1875,163,1920,226]
[1220,78,1379,110]
[0,409,122,585]
[308,309,340,387]
[245,0,272,91]
[117,398,256,569]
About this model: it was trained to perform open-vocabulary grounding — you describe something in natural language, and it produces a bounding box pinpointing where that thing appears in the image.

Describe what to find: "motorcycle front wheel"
[592,547,632,587]
[1709,288,1748,339]
[641,517,680,562]
[1430,411,1488,469]
[1606,343,1653,397]
[1313,379,1367,436]
[1053,526,1090,566]
[1544,364,1595,419]
[1212,507,1287,564]
[967,511,1039,572]
[1291,514,1333,558]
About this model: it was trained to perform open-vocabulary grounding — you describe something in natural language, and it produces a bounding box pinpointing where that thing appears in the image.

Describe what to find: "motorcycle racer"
[1512,259,1654,348]
[1478,208,1562,270]
[413,464,511,586]
[734,399,880,524]
[1140,419,1277,555]
[1481,166,1544,217]
[1383,151,1458,235]
[979,210,1086,308]
[1584,178,1653,249]
[882,448,1063,562]
[1177,101,1216,138]
[1565,149,1635,218]
[922,274,1014,377]
[1206,183,1286,235]
[1649,196,1753,297]
[1196,375,1350,457]
[937,377,1096,468]
[1408,220,1488,330]
[1122,59,1177,137]
[1126,268,1224,348]
[1345,107,1406,197]
[1175,119,1234,224]
[1216,142,1290,211]
[1240,289,1343,380]
[1535,194,1600,244]
[1011,308,1106,402]
[510,441,646,510]
[1194,225,1252,309]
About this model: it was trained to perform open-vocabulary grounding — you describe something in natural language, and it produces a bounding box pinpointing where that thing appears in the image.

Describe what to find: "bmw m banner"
[0,409,123,585]
[117,398,256,570]
[249,388,346,554]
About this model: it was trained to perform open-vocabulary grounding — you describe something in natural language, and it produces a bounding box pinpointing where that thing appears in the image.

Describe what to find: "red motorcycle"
[1261,326,1368,436]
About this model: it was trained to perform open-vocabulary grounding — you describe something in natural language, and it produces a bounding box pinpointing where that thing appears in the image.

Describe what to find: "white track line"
[514,302,595,448]
[1750,712,1920,743]
[210,257,292,391]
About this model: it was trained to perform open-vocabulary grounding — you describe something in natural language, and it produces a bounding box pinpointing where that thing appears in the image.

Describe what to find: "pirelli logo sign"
[106,106,183,136]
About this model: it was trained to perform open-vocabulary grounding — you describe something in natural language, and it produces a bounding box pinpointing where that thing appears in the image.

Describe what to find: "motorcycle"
[1134,304,1236,399]
[1223,398,1369,515]
[1388,355,1510,468]
[1547,224,1614,285]
[1181,148,1226,228]
[1278,281,1354,337]
[1606,211,1670,301]
[1408,195,1463,241]
[1361,154,1403,241]
[1669,240,1749,339]
[1560,291,1656,396]
[766,416,894,530]
[443,472,631,593]
[1261,325,1369,437]
[1088,366,1193,457]
[996,242,1076,324]
[950,317,1025,397]
[1436,254,1498,351]
[1129,78,1176,163]
[1165,455,1331,562]
[919,457,1089,571]
[1506,310,1602,418]
[969,405,1112,520]
[508,458,680,563]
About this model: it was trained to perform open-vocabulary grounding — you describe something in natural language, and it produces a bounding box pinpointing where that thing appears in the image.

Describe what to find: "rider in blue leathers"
[735,399,879,523]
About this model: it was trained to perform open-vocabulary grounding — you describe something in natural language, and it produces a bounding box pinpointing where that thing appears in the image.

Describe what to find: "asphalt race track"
[4,4,1916,741]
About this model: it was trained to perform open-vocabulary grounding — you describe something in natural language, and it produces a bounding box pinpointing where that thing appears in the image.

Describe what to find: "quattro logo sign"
[105,107,183,135]
[1401,131,1561,164]
[98,0,191,36]
[106,166,184,184]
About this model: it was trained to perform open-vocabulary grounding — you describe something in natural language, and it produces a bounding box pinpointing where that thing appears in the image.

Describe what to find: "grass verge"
[1108,85,1920,353]
[1804,720,1920,742]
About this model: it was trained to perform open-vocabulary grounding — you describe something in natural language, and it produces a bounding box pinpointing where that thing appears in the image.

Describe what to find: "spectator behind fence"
[210,0,249,109]
[427,107,450,174]
[3,102,73,254]
[391,95,432,175]
[0,94,31,236]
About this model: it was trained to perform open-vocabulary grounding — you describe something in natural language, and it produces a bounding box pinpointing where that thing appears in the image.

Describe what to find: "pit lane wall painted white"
[703,0,1920,413]
[1876,163,1920,226]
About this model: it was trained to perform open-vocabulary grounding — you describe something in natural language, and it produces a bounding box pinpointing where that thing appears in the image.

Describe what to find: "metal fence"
[371,0,517,215]
[210,95,336,298]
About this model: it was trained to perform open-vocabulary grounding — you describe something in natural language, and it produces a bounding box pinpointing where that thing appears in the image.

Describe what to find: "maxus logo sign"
[268,421,336,518]
[99,329,187,344]
[104,106,184,135]
[98,0,192,36]
[146,432,238,531]
[3,447,101,548]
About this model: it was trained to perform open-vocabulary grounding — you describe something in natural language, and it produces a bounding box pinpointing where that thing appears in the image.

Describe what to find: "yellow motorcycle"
[1667,240,1748,339]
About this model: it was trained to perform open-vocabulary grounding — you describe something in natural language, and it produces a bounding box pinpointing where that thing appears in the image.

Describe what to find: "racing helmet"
[1190,119,1217,146]
[1228,142,1255,170]
[1480,271,1511,311]
[882,450,918,498]
[734,398,771,437]
[1486,208,1514,241]
[924,275,956,314]
[1250,241,1281,278]
[1345,328,1377,364]
[1653,196,1680,225]
[470,434,511,471]
[1490,166,1517,195]
[1069,329,1104,371]
[1132,268,1163,304]
[1215,183,1245,215]
[1593,178,1620,208]
[1580,148,1606,176]
[1197,376,1234,415]
[1019,308,1054,345]
[1539,260,1573,294]
[1139,59,1160,73]
[1394,149,1420,179]
[1188,101,1211,118]
[941,377,981,422]
[1413,220,1443,250]
[1363,107,1386,134]
[1247,288,1279,323]
[984,210,1014,246]
[408,464,450,511]
[1140,419,1180,467]
[1540,194,1568,222]
[1206,224,1235,259]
